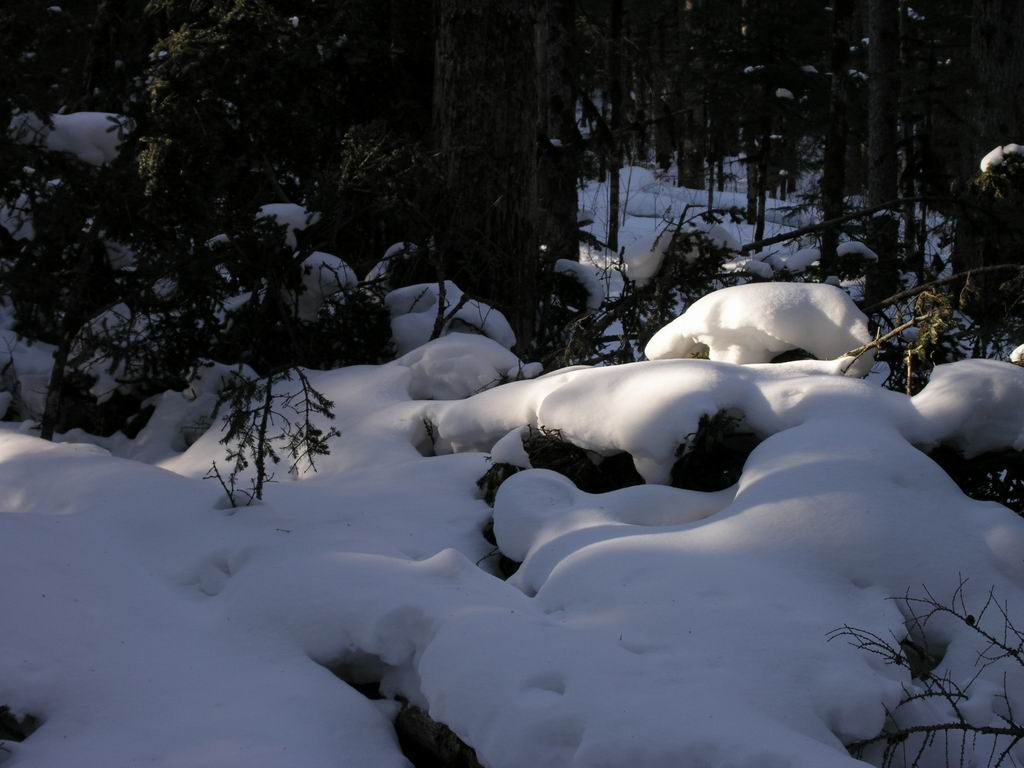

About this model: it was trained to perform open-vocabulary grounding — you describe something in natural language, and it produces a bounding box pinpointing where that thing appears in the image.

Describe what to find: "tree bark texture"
[434,0,540,352]
[865,0,900,307]
[970,0,1024,170]
[820,0,853,275]
[537,0,579,265]
[606,0,623,253]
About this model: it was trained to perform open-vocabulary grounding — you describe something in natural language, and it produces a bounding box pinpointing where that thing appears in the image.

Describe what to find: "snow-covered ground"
[3,334,1024,767]
[2,170,1023,768]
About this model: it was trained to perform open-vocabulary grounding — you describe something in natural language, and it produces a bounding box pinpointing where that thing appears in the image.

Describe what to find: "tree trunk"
[969,0,1024,171]
[673,1,690,187]
[745,127,758,224]
[39,335,72,441]
[654,15,673,172]
[864,0,900,308]
[954,0,1024,279]
[434,0,540,352]
[820,0,853,276]
[755,118,770,243]
[899,0,920,280]
[606,0,623,253]
[537,0,579,264]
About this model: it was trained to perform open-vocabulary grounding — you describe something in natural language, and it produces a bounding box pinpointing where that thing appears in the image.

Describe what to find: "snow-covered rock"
[644,282,873,373]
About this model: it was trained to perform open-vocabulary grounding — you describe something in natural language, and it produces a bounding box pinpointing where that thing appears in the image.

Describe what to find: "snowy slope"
[2,348,1023,767]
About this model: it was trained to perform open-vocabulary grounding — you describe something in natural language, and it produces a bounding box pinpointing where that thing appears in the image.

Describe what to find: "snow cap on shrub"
[644,282,873,374]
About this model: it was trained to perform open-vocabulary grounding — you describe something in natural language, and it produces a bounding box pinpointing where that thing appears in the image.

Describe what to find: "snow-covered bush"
[644,282,873,374]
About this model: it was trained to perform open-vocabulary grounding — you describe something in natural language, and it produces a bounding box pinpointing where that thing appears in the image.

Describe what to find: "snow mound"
[365,242,419,285]
[621,223,739,287]
[768,246,819,273]
[8,111,129,166]
[554,259,603,309]
[385,281,516,355]
[1011,343,1024,363]
[979,143,1024,173]
[294,251,357,321]
[390,334,538,400]
[256,203,321,249]
[722,255,774,279]
[912,359,1024,456]
[836,240,878,261]
[428,358,913,484]
[621,230,672,286]
[4,343,1024,767]
[644,282,873,373]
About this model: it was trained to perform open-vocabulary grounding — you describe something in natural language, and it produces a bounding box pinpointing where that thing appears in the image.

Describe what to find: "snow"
[3,337,1024,766]
[554,259,604,309]
[836,240,879,261]
[390,334,535,400]
[644,282,874,374]
[8,111,129,166]
[912,358,1024,457]
[0,328,57,420]
[365,242,418,285]
[0,193,34,241]
[255,203,321,249]
[621,230,673,286]
[294,251,357,321]
[768,246,819,273]
[775,88,795,100]
[4,160,1024,768]
[1011,343,1024,363]
[979,143,1024,173]
[385,281,516,355]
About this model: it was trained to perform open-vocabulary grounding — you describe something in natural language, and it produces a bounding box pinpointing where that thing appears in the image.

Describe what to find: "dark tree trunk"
[899,0,921,280]
[39,335,72,441]
[607,0,623,253]
[654,15,673,172]
[969,0,1024,170]
[954,0,1024,279]
[755,118,771,243]
[745,127,758,224]
[79,0,126,111]
[864,0,900,308]
[434,0,540,352]
[673,1,690,187]
[537,0,579,264]
[820,0,853,275]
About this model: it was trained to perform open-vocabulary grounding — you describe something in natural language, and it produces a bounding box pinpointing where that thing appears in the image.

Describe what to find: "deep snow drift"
[2,314,1024,767]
